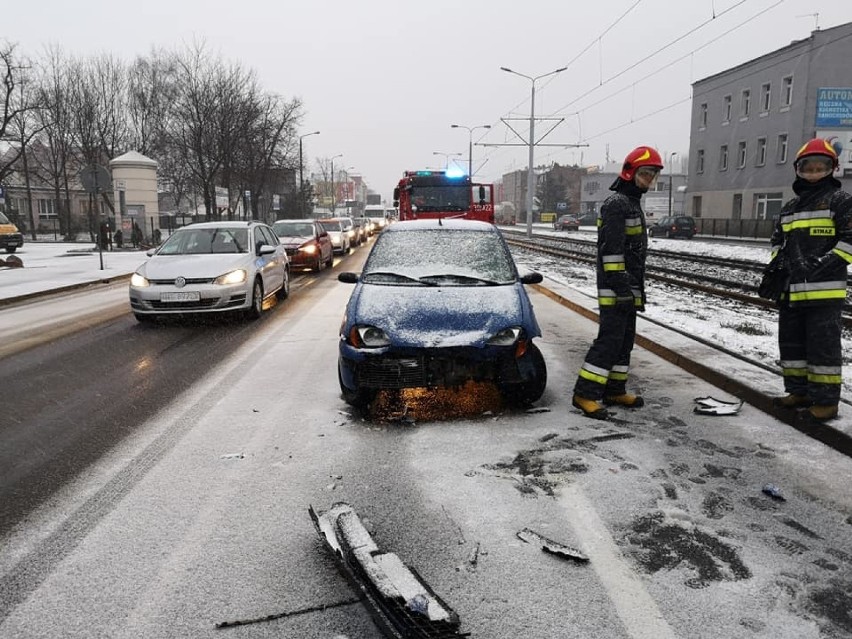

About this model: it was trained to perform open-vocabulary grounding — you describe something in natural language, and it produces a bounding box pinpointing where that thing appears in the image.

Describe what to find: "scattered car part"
[693,396,743,416]
[310,502,468,638]
[762,484,786,501]
[516,527,589,563]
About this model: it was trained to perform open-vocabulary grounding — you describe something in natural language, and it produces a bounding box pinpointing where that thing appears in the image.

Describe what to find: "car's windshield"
[362,229,516,285]
[156,227,248,255]
[319,220,341,232]
[409,186,469,212]
[273,221,314,237]
[0,212,11,224]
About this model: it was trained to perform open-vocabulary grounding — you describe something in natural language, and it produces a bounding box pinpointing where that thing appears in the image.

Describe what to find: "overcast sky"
[4,0,850,200]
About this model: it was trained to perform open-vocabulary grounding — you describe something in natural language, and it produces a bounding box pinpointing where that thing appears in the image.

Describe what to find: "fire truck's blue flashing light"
[444,167,466,178]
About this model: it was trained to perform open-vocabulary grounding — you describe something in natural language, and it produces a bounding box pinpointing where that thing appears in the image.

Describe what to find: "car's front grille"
[149,299,220,310]
[356,351,515,389]
[148,278,214,285]
[285,248,298,256]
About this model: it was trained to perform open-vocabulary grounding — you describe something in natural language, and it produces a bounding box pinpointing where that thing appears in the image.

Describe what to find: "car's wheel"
[312,255,323,272]
[246,278,263,320]
[500,343,547,406]
[338,363,376,411]
[665,230,673,239]
[276,268,290,300]
[325,250,334,268]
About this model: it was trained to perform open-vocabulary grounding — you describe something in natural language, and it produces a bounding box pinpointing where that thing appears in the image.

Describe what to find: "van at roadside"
[0,212,24,253]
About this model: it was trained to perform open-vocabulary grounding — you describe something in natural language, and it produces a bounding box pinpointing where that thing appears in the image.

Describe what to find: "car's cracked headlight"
[214,269,247,285]
[487,327,521,346]
[349,325,390,348]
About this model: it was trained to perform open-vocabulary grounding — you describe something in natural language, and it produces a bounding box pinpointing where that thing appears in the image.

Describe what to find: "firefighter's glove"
[801,253,844,279]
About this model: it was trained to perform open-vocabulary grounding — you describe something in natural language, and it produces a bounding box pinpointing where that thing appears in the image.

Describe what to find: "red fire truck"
[393,170,494,223]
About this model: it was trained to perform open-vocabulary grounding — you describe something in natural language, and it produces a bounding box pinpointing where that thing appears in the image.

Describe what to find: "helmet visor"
[796,156,834,179]
[634,166,660,187]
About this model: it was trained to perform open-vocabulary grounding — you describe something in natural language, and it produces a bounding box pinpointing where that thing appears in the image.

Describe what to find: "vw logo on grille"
[174,276,186,288]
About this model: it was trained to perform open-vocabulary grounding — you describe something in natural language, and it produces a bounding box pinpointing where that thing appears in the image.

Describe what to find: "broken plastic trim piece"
[693,396,743,416]
[516,528,589,563]
[310,502,469,638]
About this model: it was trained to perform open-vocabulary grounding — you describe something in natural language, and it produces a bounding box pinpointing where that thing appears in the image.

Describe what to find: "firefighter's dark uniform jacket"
[574,178,648,399]
[769,175,852,404]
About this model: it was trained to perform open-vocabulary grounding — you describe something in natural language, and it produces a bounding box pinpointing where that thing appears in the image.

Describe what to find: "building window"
[781,76,793,107]
[720,145,729,171]
[732,193,743,220]
[755,192,784,220]
[756,137,767,166]
[737,141,747,168]
[723,95,732,123]
[777,133,788,163]
[741,88,751,118]
[699,102,708,128]
[760,82,771,112]
[37,199,57,218]
[696,149,705,174]
[692,195,703,219]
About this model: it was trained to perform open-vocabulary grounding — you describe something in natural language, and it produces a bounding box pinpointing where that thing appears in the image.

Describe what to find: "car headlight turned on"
[348,325,390,348]
[301,243,318,254]
[130,272,150,287]
[347,230,356,239]
[214,269,247,286]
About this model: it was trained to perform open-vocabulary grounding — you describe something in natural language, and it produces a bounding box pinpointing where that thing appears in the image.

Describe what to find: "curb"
[532,282,852,458]
[0,274,133,308]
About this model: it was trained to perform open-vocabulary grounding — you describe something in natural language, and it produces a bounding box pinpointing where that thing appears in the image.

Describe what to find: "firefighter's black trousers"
[574,303,637,400]
[778,303,842,405]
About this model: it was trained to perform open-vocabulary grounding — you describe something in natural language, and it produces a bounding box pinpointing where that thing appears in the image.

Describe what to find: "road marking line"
[558,485,678,639]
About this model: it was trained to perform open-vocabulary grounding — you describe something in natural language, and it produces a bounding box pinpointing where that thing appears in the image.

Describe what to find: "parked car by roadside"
[648,215,696,239]
[129,220,290,322]
[577,212,598,226]
[317,218,352,254]
[272,219,333,272]
[337,219,547,410]
[553,214,580,231]
[0,212,24,253]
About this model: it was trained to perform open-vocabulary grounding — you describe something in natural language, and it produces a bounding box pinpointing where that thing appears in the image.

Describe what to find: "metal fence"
[694,217,776,239]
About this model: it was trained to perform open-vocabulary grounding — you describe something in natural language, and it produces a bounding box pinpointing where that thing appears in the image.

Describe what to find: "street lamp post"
[432,151,463,171]
[451,124,491,177]
[330,154,343,213]
[299,131,320,217]
[668,152,677,217]
[500,65,568,237]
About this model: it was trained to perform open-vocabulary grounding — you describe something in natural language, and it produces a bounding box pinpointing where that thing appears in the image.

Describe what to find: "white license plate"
[161,291,200,302]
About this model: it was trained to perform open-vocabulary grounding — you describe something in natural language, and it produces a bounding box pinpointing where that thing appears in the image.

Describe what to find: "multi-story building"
[687,21,852,223]
[581,161,687,222]
[501,164,586,221]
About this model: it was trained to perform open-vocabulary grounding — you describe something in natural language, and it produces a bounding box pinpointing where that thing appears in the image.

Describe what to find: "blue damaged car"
[337,219,547,409]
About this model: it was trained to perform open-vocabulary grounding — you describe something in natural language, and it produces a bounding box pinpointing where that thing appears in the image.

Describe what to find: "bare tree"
[127,48,175,156]
[30,46,77,236]
[0,42,41,189]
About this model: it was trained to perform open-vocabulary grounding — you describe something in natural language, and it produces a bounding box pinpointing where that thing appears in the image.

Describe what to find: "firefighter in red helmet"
[760,137,852,423]
[572,145,663,419]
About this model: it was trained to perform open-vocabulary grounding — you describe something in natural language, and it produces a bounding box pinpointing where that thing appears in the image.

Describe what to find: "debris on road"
[693,396,743,416]
[310,502,468,638]
[219,452,244,460]
[516,527,589,563]
[762,483,786,501]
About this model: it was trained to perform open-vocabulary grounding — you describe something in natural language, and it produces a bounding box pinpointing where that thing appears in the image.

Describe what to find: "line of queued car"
[128,214,549,412]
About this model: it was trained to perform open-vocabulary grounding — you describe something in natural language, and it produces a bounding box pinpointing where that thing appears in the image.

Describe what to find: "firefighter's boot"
[572,395,609,420]
[603,393,645,408]
[804,404,839,422]
[772,394,811,409]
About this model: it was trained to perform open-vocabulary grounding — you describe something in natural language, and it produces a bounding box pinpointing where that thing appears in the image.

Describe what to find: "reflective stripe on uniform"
[602,254,625,272]
[832,242,852,263]
[597,288,633,306]
[787,280,847,302]
[780,211,833,233]
[578,362,609,386]
[809,372,843,384]
[609,364,629,381]
[625,216,643,235]
[780,359,808,377]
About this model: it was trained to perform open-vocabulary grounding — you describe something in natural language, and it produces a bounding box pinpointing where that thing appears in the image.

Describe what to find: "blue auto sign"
[816,88,852,127]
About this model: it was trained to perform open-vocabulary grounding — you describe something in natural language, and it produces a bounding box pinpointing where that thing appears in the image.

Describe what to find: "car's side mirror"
[258,244,276,255]
[338,272,359,284]
[146,248,156,257]
[520,272,543,285]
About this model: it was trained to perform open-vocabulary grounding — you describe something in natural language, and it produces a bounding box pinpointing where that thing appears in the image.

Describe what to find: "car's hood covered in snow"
[141,254,252,279]
[349,283,539,348]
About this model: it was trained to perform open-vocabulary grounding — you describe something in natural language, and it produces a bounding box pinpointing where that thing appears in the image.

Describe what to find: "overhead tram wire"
[474,0,647,176]
[547,0,754,118]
